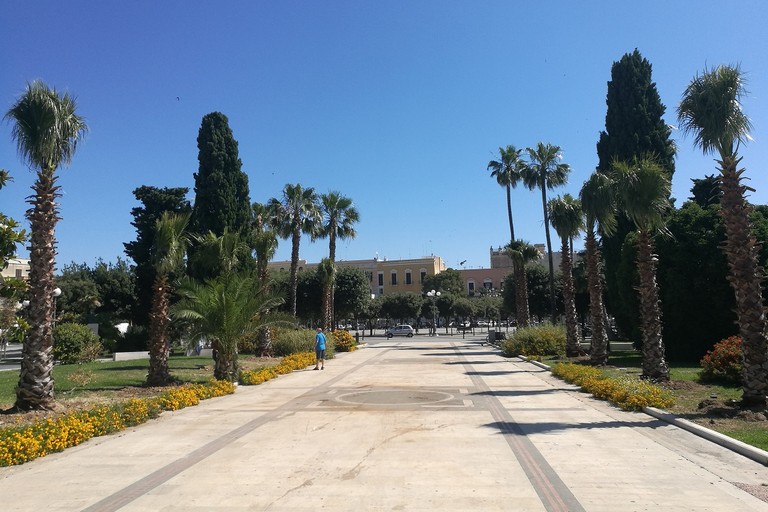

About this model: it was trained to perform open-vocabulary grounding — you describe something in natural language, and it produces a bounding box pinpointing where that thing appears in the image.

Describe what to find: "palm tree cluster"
[488,65,768,404]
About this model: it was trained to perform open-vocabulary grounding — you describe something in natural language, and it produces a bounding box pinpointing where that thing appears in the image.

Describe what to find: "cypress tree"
[191,112,251,237]
[190,112,251,279]
[596,49,676,340]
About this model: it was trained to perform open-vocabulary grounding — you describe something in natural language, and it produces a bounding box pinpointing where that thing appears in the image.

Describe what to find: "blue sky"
[2,1,767,271]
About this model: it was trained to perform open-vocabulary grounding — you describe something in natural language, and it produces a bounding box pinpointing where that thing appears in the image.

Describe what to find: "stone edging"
[518,355,768,466]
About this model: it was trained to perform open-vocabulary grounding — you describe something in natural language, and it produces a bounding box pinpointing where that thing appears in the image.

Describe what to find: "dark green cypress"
[191,112,251,238]
[596,50,676,341]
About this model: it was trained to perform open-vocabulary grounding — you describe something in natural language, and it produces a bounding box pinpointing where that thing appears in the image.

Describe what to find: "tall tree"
[267,184,321,316]
[316,258,335,330]
[549,194,584,356]
[5,81,87,410]
[523,142,571,323]
[579,172,617,365]
[504,240,541,329]
[0,169,27,298]
[487,145,525,243]
[146,212,189,386]
[190,112,251,279]
[612,157,671,382]
[124,186,190,328]
[319,191,359,326]
[596,49,676,340]
[251,202,279,356]
[678,65,768,406]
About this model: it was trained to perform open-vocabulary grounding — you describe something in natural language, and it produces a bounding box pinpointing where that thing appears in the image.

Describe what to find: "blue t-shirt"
[315,332,326,350]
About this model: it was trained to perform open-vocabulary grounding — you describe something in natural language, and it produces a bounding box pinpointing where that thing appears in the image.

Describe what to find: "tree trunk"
[635,230,669,382]
[586,229,609,365]
[560,238,582,356]
[506,184,515,242]
[15,170,58,410]
[147,274,172,386]
[515,265,530,329]
[214,338,238,382]
[719,158,768,407]
[289,225,301,316]
[540,185,557,323]
[258,327,273,357]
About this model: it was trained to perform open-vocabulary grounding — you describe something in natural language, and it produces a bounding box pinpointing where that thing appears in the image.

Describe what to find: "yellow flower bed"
[0,380,235,467]
[551,363,673,411]
[239,352,315,385]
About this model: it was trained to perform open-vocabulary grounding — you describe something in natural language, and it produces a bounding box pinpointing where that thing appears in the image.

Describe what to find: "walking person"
[314,327,326,370]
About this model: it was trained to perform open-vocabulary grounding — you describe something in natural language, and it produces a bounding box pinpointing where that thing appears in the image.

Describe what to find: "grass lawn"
[544,350,768,452]
[0,354,279,411]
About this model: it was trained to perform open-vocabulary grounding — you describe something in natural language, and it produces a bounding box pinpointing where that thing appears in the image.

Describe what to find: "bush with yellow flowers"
[239,351,315,385]
[0,379,235,467]
[551,363,673,411]
[331,329,357,352]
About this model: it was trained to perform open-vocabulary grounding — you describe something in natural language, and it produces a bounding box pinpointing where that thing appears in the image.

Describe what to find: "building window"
[391,272,397,285]
[405,270,412,285]
[366,271,373,282]
[484,279,493,289]
[378,273,384,286]
[15,269,22,278]
[420,269,427,283]
[468,281,475,296]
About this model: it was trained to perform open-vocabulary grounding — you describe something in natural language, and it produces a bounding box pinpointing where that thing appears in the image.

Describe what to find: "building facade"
[267,256,446,298]
[1,258,30,281]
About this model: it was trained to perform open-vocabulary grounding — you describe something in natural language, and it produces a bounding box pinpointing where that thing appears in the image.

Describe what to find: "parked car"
[386,325,415,338]
[456,321,472,332]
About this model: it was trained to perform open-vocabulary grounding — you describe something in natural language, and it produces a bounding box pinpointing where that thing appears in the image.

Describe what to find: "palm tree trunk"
[540,185,557,323]
[329,231,337,329]
[515,265,530,329]
[635,230,669,382]
[214,339,238,382]
[506,185,515,242]
[586,229,609,365]
[560,238,581,356]
[15,170,58,410]
[719,158,768,407]
[147,274,172,386]
[289,225,301,316]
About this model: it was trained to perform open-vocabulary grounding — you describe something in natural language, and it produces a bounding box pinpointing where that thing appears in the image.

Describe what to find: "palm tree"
[146,212,189,386]
[487,145,525,243]
[678,65,767,406]
[267,184,321,316]
[319,192,359,327]
[505,240,541,329]
[317,258,335,331]
[172,275,289,381]
[549,194,584,357]
[252,202,279,356]
[5,81,87,410]
[579,172,617,365]
[612,157,670,382]
[523,142,571,324]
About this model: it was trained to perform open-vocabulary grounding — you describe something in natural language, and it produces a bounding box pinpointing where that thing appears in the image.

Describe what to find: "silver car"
[386,325,415,338]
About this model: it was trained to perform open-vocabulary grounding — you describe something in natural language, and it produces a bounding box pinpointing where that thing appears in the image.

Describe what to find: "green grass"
[0,355,275,409]
[538,348,767,452]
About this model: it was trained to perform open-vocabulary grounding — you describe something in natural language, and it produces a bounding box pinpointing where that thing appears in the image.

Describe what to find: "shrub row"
[0,380,236,467]
[551,362,674,411]
[271,328,336,359]
[239,352,316,385]
[501,323,566,358]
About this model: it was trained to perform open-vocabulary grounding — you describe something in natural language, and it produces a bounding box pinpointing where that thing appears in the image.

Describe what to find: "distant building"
[1,258,30,281]
[267,256,446,298]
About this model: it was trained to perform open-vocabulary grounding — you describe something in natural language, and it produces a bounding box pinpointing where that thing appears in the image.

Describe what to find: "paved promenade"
[2,335,768,511]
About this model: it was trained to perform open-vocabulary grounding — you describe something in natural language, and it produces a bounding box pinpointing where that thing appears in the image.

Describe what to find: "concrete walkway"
[2,335,768,511]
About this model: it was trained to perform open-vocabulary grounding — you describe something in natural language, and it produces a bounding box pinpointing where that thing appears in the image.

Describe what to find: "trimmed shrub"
[53,323,103,364]
[239,352,316,385]
[272,328,335,359]
[331,329,356,352]
[501,323,566,358]
[699,335,743,385]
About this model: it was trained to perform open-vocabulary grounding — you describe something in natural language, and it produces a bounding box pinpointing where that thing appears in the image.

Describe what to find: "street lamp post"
[52,287,61,329]
[426,289,440,336]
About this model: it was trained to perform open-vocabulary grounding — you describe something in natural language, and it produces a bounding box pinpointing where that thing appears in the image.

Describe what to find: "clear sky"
[2,1,767,272]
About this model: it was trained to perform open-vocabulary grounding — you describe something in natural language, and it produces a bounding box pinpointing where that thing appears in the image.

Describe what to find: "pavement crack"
[264,478,314,511]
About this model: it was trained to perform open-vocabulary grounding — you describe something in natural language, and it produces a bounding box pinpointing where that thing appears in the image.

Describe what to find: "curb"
[517,356,768,466]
